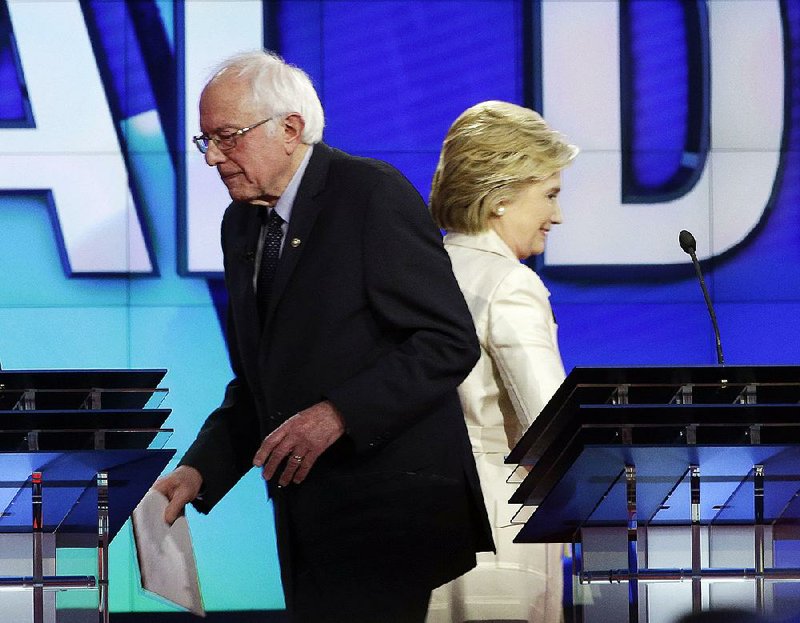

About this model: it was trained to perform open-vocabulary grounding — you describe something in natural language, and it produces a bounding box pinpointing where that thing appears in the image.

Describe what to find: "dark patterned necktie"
[257,208,284,320]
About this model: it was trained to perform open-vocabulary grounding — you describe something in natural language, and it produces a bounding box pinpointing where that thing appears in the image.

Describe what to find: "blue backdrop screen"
[0,0,796,615]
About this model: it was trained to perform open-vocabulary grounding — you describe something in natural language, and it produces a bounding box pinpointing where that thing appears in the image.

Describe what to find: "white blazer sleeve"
[486,265,566,433]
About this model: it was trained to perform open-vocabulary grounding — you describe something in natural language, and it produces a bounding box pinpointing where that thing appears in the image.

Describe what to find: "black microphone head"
[679,230,697,255]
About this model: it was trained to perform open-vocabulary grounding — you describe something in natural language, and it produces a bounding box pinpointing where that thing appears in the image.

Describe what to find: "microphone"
[679,230,724,365]
[678,230,695,255]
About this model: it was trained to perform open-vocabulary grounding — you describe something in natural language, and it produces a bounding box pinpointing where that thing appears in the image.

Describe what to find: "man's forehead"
[200,83,256,127]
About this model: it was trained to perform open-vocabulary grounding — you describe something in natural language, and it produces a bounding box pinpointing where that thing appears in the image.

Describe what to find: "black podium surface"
[508,365,800,540]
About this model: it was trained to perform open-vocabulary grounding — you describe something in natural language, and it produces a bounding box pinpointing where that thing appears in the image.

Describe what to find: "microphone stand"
[679,230,724,366]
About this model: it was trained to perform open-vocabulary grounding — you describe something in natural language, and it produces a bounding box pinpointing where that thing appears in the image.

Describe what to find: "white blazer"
[428,229,566,623]
[444,229,566,454]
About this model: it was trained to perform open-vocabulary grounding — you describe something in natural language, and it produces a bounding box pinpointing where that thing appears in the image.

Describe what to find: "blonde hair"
[430,101,578,233]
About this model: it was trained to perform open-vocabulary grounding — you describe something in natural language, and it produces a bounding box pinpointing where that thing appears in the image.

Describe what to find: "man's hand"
[253,400,345,486]
[153,465,204,525]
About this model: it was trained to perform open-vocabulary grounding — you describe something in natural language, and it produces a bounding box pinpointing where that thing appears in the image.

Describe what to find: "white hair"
[209,50,324,144]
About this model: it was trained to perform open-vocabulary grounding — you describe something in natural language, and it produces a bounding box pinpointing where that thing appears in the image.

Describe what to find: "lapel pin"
[290,238,301,248]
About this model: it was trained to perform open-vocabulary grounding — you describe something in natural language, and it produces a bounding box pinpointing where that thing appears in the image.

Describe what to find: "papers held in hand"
[132,489,205,617]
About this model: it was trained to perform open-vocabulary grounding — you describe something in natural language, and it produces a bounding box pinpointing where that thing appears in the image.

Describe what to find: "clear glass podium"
[507,365,800,623]
[0,369,175,623]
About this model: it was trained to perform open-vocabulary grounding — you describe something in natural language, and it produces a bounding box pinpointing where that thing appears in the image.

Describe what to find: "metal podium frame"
[507,365,800,622]
[0,369,176,623]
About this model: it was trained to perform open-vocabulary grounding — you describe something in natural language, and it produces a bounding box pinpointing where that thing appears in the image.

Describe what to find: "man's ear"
[282,113,306,153]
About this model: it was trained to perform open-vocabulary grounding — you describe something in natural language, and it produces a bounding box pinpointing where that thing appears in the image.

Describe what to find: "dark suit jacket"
[181,143,494,602]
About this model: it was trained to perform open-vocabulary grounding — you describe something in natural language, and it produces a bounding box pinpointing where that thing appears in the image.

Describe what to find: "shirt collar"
[272,144,314,223]
[443,228,519,261]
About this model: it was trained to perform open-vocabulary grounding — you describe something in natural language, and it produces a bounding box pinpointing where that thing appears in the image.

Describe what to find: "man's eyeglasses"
[192,117,272,154]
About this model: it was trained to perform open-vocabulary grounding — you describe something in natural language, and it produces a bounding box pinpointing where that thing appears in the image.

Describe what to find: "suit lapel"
[231,204,262,305]
[228,203,263,373]
[263,143,333,327]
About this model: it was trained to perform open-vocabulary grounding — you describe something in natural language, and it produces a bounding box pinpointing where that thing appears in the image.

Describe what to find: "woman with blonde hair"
[427,101,578,623]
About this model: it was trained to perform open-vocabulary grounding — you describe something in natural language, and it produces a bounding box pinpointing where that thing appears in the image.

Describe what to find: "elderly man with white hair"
[154,50,493,623]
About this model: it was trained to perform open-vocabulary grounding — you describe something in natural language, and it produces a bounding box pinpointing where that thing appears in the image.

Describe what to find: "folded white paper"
[132,489,205,617]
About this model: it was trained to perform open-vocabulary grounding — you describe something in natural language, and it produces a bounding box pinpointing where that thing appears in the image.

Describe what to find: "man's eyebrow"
[201,123,240,135]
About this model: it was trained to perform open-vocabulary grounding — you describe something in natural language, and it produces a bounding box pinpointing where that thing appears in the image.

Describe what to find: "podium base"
[0,534,56,623]
[573,525,800,622]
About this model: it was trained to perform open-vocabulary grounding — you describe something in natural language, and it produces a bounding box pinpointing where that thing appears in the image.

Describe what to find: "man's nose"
[205,141,227,166]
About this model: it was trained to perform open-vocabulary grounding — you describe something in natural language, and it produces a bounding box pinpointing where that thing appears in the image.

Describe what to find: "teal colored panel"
[0,195,128,307]
[56,548,98,609]
[0,306,130,368]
